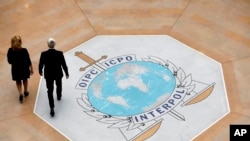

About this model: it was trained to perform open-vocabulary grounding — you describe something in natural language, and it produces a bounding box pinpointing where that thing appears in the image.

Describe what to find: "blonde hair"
[11,36,22,51]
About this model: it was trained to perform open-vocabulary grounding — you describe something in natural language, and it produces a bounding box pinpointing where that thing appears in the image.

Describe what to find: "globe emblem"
[87,61,176,116]
[35,36,225,141]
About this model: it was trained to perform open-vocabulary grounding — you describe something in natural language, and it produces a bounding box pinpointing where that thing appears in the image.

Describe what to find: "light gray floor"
[35,35,229,141]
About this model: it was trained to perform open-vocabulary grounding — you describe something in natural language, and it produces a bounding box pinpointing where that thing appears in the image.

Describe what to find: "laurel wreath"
[77,56,195,130]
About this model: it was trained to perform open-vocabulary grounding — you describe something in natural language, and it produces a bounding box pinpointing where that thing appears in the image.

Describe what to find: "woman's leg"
[16,80,22,94]
[16,80,23,103]
[23,79,28,92]
[23,79,29,97]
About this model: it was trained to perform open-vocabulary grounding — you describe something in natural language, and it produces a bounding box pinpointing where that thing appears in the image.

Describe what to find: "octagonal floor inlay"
[34,35,229,141]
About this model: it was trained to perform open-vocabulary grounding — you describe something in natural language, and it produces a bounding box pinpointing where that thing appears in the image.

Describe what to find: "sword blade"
[168,110,185,121]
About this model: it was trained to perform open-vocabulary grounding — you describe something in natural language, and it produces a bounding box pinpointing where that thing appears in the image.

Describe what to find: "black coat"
[39,49,69,79]
[7,48,32,81]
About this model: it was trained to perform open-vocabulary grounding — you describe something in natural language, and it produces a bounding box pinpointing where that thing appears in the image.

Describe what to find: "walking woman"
[7,36,33,103]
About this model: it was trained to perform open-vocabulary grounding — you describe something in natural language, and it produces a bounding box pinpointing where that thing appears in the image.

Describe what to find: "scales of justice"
[75,51,215,141]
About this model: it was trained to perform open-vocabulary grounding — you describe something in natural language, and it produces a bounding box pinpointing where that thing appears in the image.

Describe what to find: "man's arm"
[38,52,44,76]
[61,52,69,79]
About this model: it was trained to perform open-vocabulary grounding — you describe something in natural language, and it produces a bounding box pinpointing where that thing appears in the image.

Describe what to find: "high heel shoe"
[19,94,23,103]
[24,91,29,97]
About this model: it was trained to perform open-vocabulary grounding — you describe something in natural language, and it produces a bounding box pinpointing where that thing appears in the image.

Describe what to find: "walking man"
[39,38,69,117]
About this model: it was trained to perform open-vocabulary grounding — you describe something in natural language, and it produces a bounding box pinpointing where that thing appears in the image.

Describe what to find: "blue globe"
[88,61,176,116]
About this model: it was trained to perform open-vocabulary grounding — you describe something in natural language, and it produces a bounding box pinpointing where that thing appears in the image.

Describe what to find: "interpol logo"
[75,52,215,141]
[34,35,229,141]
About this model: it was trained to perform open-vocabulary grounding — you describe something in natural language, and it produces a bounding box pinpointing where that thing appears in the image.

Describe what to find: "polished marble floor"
[0,0,250,141]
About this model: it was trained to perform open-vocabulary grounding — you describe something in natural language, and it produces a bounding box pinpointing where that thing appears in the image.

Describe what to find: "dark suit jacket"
[39,49,69,79]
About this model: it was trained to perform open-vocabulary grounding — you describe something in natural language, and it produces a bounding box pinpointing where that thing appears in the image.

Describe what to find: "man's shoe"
[57,96,61,101]
[19,94,23,103]
[24,91,29,97]
[50,109,55,117]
